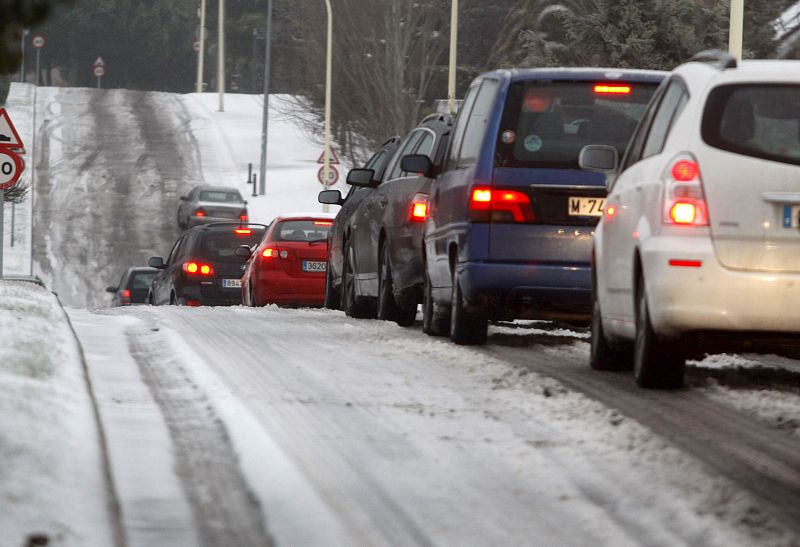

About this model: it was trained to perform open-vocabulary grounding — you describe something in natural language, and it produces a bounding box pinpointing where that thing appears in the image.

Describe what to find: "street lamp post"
[197,0,206,93]
[729,0,744,59]
[258,0,273,196]
[448,0,459,115]
[322,0,333,212]
[218,0,225,111]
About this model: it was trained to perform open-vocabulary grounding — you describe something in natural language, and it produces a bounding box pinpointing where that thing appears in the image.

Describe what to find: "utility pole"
[322,0,333,213]
[258,0,273,196]
[447,0,459,115]
[19,29,28,82]
[197,0,207,93]
[729,0,744,59]
[218,0,225,111]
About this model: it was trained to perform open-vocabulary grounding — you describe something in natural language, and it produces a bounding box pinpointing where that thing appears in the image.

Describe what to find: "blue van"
[415,68,666,344]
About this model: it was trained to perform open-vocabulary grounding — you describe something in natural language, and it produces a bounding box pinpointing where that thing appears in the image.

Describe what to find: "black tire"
[449,270,487,345]
[148,291,155,306]
[590,291,633,370]
[634,273,685,389]
[422,263,449,336]
[324,262,340,310]
[341,238,375,319]
[377,243,416,326]
[248,282,257,307]
[170,291,178,306]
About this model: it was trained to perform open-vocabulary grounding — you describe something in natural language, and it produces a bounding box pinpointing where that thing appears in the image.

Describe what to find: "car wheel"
[449,269,487,345]
[170,291,180,306]
[324,263,340,310]
[341,238,375,319]
[377,243,416,326]
[148,291,155,306]
[422,262,449,336]
[590,289,632,370]
[249,283,258,307]
[633,272,685,389]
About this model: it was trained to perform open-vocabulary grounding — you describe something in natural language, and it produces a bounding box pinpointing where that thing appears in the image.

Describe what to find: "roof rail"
[688,49,737,70]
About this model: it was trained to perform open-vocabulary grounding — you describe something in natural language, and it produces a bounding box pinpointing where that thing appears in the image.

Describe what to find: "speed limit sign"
[0,149,24,190]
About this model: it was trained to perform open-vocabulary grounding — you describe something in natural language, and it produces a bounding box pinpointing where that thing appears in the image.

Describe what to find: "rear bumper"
[257,271,325,306]
[459,261,592,319]
[642,235,800,335]
[183,283,242,306]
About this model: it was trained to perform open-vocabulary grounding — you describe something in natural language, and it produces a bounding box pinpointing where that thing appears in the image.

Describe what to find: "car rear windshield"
[199,229,265,262]
[273,220,333,242]
[495,81,659,169]
[199,190,243,203]
[702,84,800,166]
[129,271,157,289]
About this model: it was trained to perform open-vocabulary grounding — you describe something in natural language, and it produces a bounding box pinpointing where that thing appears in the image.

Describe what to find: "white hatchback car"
[581,51,800,389]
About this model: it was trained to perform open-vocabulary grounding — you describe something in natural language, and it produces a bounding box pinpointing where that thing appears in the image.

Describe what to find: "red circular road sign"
[93,65,106,77]
[32,35,45,49]
[0,149,24,191]
[317,165,339,187]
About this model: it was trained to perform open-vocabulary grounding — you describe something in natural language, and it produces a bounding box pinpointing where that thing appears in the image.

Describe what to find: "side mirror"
[243,200,248,205]
[401,154,434,178]
[179,196,188,201]
[318,189,344,206]
[235,245,253,258]
[148,256,166,269]
[346,168,377,188]
[579,145,619,173]
[106,286,117,293]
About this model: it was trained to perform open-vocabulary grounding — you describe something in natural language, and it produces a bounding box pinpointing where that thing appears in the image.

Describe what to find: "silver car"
[177,185,248,229]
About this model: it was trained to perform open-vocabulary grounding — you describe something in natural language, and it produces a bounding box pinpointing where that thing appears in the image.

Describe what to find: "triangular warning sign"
[0,109,24,151]
[316,145,340,165]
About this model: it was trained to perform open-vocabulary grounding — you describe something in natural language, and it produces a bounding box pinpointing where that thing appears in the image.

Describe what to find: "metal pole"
[729,0,744,60]
[322,0,333,213]
[1,189,4,279]
[252,173,258,197]
[97,75,101,89]
[197,0,207,93]
[447,0,458,115]
[218,0,225,112]
[10,202,14,247]
[19,30,26,82]
[258,0,273,196]
[35,48,41,86]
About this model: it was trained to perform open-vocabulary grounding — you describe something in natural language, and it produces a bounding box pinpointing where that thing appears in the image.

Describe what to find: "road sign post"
[0,110,27,279]
[93,57,106,89]
[32,34,44,86]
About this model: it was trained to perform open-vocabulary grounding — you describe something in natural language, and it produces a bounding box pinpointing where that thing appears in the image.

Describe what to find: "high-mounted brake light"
[410,194,429,222]
[470,187,536,223]
[594,84,632,95]
[663,154,708,226]
[314,220,333,226]
[239,212,248,221]
[234,228,252,235]
[182,261,215,276]
[194,208,206,217]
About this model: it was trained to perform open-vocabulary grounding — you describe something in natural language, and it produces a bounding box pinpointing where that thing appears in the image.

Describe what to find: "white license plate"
[302,261,327,272]
[568,196,605,217]
[222,278,242,288]
[782,205,800,228]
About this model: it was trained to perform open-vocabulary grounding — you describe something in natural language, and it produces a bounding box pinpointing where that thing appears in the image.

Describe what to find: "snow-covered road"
[70,305,800,546]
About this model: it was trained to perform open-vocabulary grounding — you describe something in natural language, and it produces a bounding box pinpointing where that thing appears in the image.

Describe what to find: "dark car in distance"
[148,223,266,306]
[323,114,452,326]
[106,267,158,306]
[318,136,401,310]
[177,185,248,229]
[420,68,666,345]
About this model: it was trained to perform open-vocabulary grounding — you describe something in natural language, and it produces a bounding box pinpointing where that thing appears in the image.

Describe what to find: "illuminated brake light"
[470,186,535,223]
[194,209,206,217]
[410,194,429,222]
[182,261,215,276]
[240,213,248,221]
[669,259,702,268]
[314,220,333,226]
[234,228,252,235]
[663,154,708,227]
[121,289,131,298]
[262,247,277,258]
[594,84,632,95]
[605,205,617,218]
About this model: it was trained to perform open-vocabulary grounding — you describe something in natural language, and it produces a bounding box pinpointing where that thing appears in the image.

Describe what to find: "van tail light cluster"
[182,261,215,276]
[663,154,709,227]
[194,208,206,217]
[410,193,429,222]
[469,186,536,223]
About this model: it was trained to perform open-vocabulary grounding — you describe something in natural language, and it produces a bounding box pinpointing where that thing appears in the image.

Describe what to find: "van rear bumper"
[458,261,592,319]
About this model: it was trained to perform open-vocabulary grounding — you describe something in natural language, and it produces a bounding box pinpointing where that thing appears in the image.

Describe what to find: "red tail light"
[121,289,131,298]
[234,228,252,235]
[262,247,278,258]
[194,208,206,217]
[663,154,708,227]
[469,186,536,223]
[182,261,215,276]
[410,194,429,222]
[239,211,248,221]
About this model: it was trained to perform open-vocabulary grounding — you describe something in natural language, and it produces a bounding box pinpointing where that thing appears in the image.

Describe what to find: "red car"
[241,213,335,307]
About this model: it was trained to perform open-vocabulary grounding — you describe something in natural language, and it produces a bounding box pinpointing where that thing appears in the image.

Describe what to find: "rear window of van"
[495,81,658,169]
[702,84,800,166]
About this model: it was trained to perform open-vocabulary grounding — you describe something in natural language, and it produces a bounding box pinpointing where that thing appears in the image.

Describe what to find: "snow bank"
[0,280,115,546]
